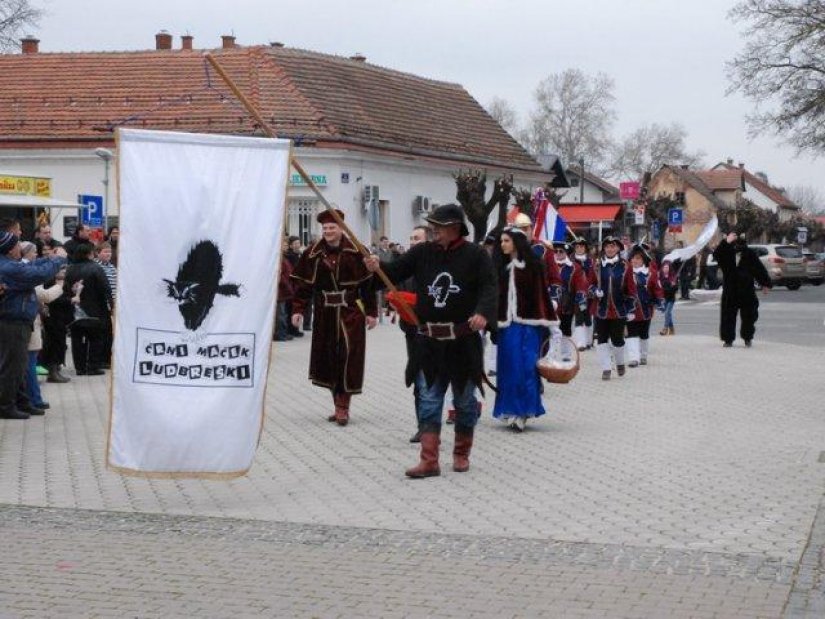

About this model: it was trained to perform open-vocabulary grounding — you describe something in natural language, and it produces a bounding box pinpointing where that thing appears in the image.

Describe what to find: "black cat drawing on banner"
[163,240,241,331]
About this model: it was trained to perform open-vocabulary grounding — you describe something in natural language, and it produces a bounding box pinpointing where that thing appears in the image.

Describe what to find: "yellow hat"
[513,213,532,228]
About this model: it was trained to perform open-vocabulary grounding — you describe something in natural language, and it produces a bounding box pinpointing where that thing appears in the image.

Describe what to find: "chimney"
[155,30,172,50]
[738,162,745,169]
[221,34,236,49]
[350,53,366,62]
[21,35,39,54]
[726,158,733,165]
[269,41,285,48]
[181,34,193,50]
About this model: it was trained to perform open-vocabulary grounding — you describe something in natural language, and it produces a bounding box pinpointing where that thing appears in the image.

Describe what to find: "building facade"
[0,34,552,243]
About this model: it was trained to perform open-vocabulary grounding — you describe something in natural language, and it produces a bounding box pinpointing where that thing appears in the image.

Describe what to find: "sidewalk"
[1,325,824,617]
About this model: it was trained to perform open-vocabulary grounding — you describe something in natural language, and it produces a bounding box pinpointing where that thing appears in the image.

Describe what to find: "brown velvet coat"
[290,237,377,393]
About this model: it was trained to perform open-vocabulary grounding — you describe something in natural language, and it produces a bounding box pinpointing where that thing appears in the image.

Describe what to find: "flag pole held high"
[204,53,419,326]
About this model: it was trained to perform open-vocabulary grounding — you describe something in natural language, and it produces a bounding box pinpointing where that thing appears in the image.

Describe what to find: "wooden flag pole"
[204,53,419,326]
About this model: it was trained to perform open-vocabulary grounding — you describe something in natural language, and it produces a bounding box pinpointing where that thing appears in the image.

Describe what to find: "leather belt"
[320,290,353,308]
[418,321,474,340]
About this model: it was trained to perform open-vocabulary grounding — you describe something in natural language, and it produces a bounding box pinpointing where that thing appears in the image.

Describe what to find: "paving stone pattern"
[1,320,824,617]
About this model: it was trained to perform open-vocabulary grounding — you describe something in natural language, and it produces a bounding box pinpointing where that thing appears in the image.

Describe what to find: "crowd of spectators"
[0,218,118,419]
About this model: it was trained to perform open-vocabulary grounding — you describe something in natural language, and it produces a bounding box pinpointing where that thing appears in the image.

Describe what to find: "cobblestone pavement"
[1,304,824,617]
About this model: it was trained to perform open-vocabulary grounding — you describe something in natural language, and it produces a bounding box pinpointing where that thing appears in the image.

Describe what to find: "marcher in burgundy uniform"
[551,241,589,338]
[366,204,497,478]
[591,236,637,380]
[571,237,597,351]
[290,210,377,426]
[626,244,665,367]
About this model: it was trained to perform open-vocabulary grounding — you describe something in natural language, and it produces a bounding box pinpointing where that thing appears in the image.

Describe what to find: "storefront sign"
[289,173,327,187]
[0,174,51,197]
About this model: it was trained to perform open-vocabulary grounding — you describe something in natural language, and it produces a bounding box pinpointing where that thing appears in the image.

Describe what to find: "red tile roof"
[715,163,798,209]
[0,46,543,173]
[694,169,744,192]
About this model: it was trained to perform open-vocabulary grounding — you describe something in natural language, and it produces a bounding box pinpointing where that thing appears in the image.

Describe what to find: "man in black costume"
[365,204,497,478]
[713,231,771,347]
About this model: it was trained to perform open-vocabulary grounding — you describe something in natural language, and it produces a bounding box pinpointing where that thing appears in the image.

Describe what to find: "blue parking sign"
[667,208,683,225]
[79,194,104,228]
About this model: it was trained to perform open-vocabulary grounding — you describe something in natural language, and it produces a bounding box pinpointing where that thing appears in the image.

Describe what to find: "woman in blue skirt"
[492,227,559,431]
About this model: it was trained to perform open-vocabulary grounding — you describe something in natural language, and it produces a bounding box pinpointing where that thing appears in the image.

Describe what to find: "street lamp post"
[94,148,114,233]
[578,157,584,204]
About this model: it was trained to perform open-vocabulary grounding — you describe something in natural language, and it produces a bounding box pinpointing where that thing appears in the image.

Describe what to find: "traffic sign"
[619,182,640,201]
[667,207,683,226]
[79,194,104,228]
[651,220,661,242]
[797,226,808,245]
[668,224,683,234]
[634,204,645,225]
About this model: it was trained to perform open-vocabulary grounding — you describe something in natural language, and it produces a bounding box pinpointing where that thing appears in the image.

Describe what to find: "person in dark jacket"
[63,224,92,263]
[658,261,679,336]
[63,243,113,375]
[365,204,497,478]
[0,231,67,419]
[713,232,771,347]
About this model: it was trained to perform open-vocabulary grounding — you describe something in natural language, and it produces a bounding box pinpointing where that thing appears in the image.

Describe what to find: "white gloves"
[626,313,635,321]
[595,289,604,298]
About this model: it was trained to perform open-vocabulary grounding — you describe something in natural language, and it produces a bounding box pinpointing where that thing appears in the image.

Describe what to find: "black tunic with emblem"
[378,239,497,391]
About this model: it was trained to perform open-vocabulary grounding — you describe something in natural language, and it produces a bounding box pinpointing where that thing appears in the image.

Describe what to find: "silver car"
[802,250,824,286]
[749,244,806,290]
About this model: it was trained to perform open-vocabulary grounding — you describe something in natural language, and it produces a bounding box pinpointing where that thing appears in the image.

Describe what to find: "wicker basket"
[536,336,580,384]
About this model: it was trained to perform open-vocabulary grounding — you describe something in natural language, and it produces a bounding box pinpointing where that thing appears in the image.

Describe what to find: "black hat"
[601,235,624,251]
[630,243,651,265]
[572,237,589,248]
[425,203,469,237]
[552,240,572,254]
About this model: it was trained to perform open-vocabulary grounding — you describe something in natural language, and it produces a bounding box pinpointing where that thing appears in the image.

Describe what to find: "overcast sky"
[34,0,824,198]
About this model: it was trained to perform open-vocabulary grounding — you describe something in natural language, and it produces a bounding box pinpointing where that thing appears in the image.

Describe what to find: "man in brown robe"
[290,209,377,425]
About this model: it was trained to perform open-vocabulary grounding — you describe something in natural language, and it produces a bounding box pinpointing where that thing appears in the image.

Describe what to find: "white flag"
[108,129,290,478]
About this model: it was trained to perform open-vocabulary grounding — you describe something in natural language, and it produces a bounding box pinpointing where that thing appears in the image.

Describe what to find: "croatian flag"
[532,190,568,243]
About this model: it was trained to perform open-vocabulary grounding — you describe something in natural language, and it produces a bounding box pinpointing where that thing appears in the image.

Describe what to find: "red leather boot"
[453,425,474,473]
[330,393,350,426]
[405,427,440,478]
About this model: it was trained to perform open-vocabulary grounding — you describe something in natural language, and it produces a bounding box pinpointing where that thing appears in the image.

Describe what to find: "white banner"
[108,129,290,478]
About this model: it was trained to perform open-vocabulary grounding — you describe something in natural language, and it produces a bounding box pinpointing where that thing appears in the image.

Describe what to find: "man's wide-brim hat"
[601,235,624,251]
[630,243,651,264]
[317,209,345,225]
[572,236,589,248]
[553,240,572,254]
[425,203,469,237]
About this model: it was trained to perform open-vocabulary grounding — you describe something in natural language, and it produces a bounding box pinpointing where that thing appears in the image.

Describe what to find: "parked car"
[749,244,806,290]
[801,249,824,286]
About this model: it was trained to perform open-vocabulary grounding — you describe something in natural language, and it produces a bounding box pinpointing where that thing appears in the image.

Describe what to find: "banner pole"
[204,53,418,326]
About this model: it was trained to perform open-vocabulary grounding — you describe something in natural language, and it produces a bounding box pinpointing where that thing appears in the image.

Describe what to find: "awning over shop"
[558,204,622,223]
[0,193,85,210]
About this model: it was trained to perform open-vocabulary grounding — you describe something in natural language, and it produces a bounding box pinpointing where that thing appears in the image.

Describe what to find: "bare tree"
[0,0,41,51]
[727,0,825,153]
[453,170,514,243]
[520,69,616,172]
[785,184,825,213]
[485,96,519,138]
[608,122,705,180]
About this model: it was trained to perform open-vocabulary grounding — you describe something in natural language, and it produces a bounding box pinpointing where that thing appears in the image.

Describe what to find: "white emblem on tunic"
[427,272,461,308]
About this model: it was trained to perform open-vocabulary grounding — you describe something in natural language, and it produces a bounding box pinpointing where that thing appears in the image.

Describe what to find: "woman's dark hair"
[494,228,543,276]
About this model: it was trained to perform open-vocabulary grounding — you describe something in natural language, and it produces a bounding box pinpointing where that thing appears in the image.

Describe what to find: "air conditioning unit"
[413,195,430,214]
[363,185,379,211]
